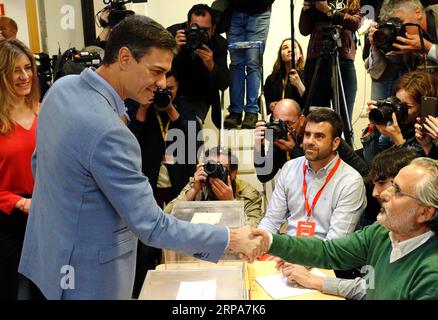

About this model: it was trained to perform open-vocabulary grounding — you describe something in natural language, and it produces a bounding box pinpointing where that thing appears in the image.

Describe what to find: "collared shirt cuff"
[225,226,230,250]
[322,277,343,295]
[268,232,273,251]
[427,44,438,63]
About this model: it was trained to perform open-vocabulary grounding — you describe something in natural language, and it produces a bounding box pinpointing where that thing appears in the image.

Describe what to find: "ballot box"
[164,200,245,265]
[138,265,246,300]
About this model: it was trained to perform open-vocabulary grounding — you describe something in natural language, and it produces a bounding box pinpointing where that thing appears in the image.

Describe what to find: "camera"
[373,18,406,54]
[203,160,228,184]
[184,23,209,51]
[153,88,172,112]
[368,96,408,125]
[265,119,289,141]
[101,0,147,28]
[53,48,102,81]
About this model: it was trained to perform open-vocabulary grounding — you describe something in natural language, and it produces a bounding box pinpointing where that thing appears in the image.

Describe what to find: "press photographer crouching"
[254,99,368,183]
[164,147,264,228]
[361,70,438,163]
[167,4,229,129]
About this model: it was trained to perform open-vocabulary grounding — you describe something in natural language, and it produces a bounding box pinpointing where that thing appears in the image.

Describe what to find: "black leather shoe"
[224,112,242,129]
[241,112,259,129]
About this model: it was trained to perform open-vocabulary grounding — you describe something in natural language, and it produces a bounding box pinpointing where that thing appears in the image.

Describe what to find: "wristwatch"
[326,8,335,18]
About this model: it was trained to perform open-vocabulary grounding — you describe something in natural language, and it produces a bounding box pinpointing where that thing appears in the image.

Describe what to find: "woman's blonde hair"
[343,0,361,14]
[0,39,39,135]
[271,38,305,80]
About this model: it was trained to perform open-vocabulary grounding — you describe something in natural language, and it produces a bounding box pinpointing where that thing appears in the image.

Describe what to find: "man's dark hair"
[102,15,176,66]
[366,146,418,183]
[205,147,238,171]
[305,108,344,138]
[187,4,216,25]
[166,68,179,82]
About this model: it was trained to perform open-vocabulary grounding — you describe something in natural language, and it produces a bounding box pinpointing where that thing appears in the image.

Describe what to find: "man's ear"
[332,136,341,152]
[118,47,132,70]
[417,206,437,224]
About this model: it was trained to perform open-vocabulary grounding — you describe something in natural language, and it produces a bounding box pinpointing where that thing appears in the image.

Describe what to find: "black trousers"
[0,209,27,300]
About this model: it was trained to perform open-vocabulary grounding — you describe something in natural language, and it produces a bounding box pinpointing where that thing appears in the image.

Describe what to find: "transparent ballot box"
[138,266,246,300]
[165,200,245,264]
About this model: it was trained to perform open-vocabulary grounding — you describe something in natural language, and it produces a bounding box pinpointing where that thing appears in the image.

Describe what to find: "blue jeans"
[228,9,271,114]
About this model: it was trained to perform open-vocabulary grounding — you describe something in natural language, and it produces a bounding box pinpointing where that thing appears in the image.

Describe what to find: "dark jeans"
[304,58,357,123]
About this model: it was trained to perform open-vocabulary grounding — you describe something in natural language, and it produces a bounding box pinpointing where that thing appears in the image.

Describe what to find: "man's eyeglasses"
[387,182,422,202]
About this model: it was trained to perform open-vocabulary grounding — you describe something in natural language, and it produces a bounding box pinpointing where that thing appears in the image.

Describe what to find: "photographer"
[254,99,368,183]
[300,0,362,122]
[167,4,229,129]
[415,115,438,158]
[361,70,438,163]
[380,0,438,69]
[164,147,264,228]
[363,0,437,100]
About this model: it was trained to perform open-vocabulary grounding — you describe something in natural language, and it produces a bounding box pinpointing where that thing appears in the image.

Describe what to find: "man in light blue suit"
[18,16,265,300]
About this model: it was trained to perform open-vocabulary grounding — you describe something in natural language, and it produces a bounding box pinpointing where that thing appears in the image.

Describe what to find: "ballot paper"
[191,212,222,225]
[176,279,217,300]
[255,268,327,299]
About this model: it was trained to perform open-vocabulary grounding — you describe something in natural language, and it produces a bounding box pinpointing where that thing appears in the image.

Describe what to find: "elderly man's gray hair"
[380,0,424,20]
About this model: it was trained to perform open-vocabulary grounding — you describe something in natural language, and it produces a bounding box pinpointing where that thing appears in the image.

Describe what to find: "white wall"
[42,0,85,56]
[1,0,30,47]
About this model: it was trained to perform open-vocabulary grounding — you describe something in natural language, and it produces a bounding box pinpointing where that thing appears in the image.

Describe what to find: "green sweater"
[269,223,438,300]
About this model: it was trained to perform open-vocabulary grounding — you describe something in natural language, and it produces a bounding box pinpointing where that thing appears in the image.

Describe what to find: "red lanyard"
[302,157,341,218]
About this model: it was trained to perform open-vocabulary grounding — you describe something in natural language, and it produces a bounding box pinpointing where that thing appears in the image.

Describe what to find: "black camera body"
[53,48,102,81]
[265,119,289,141]
[102,0,147,28]
[373,18,406,54]
[204,160,228,184]
[368,96,408,125]
[185,23,209,51]
[153,88,172,112]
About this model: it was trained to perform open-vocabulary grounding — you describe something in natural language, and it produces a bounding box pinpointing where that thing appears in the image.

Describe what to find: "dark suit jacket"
[127,98,202,199]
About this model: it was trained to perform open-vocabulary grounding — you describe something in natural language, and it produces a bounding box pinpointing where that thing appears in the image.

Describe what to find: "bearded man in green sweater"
[254,157,438,299]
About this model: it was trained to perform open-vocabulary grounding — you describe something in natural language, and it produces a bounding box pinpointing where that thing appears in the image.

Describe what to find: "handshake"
[227,226,271,263]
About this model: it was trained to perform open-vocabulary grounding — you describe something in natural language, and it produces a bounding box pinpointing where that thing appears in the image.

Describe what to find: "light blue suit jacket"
[18,68,229,300]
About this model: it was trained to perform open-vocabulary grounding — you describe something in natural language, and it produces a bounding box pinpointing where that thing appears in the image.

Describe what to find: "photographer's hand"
[394,33,433,54]
[195,45,214,72]
[175,29,187,53]
[186,163,207,201]
[135,100,153,123]
[376,112,404,145]
[210,176,234,200]
[368,22,378,52]
[313,1,331,14]
[254,121,267,152]
[415,120,433,152]
[274,130,297,152]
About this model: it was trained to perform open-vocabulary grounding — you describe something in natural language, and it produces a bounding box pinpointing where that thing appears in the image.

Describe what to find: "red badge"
[297,221,316,237]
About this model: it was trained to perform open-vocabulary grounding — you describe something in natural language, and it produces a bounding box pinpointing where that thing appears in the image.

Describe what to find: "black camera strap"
[426,10,438,44]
